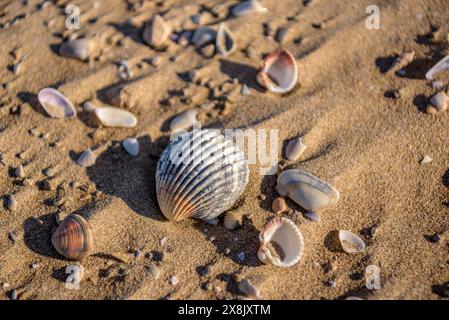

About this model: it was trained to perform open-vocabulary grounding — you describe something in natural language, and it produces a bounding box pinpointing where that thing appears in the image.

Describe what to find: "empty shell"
[339,230,366,253]
[94,107,137,128]
[59,38,92,61]
[258,217,304,267]
[143,14,171,49]
[232,0,268,16]
[155,129,249,222]
[216,23,236,57]
[276,169,339,212]
[426,54,449,81]
[257,49,298,94]
[37,88,77,118]
[51,214,94,260]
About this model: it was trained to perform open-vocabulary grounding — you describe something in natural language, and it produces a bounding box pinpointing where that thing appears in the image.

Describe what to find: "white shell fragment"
[94,107,137,128]
[276,169,339,212]
[216,23,236,57]
[76,148,96,168]
[338,230,366,254]
[170,110,198,132]
[420,155,432,164]
[430,91,448,112]
[37,88,77,119]
[257,49,298,94]
[258,217,304,267]
[122,138,139,156]
[426,54,449,81]
[59,38,92,61]
[238,279,261,299]
[143,15,172,49]
[155,129,249,222]
[285,137,307,161]
[232,0,268,16]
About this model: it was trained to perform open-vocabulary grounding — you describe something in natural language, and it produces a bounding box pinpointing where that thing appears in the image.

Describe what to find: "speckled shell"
[156,129,249,222]
[51,214,93,261]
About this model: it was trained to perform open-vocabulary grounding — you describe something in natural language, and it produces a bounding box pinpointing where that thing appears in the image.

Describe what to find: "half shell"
[258,217,304,267]
[338,230,366,253]
[257,49,297,94]
[51,214,93,261]
[232,0,268,16]
[94,107,137,128]
[37,88,76,118]
[216,23,236,57]
[155,129,249,222]
[276,169,339,212]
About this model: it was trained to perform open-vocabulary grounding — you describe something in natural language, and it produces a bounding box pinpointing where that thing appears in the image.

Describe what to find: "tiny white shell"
[338,230,366,253]
[258,217,304,267]
[257,49,298,94]
[122,138,139,156]
[426,54,449,81]
[94,107,137,128]
[77,148,96,168]
[170,110,198,132]
[232,0,268,16]
[37,88,76,118]
[276,169,339,212]
[216,23,236,57]
[285,137,307,161]
[59,38,91,61]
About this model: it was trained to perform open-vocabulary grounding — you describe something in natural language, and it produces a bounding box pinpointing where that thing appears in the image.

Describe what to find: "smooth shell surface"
[156,129,249,222]
[76,148,96,167]
[276,169,339,212]
[257,49,298,94]
[339,230,366,253]
[232,0,268,16]
[216,23,236,57]
[426,54,449,81]
[258,217,304,267]
[59,38,91,61]
[51,214,93,260]
[170,110,198,131]
[285,137,307,161]
[123,138,139,156]
[94,107,137,128]
[143,15,171,49]
[38,88,76,118]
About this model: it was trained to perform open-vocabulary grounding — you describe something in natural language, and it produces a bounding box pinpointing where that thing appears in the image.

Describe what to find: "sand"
[0,0,449,300]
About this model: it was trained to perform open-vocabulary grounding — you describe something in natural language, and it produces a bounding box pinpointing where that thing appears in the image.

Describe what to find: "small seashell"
[122,138,139,156]
[6,195,17,211]
[37,88,77,118]
[156,129,249,222]
[389,51,414,73]
[426,54,449,81]
[285,137,307,161]
[224,211,243,230]
[276,169,339,212]
[421,155,432,164]
[257,49,298,94]
[216,23,236,57]
[170,110,198,132]
[191,27,216,46]
[241,84,250,95]
[51,214,94,260]
[232,0,268,16]
[338,230,366,254]
[143,15,172,49]
[94,107,137,128]
[271,197,287,214]
[258,217,304,267]
[170,275,178,285]
[76,148,96,168]
[15,164,25,178]
[430,91,448,112]
[238,279,261,299]
[59,38,92,61]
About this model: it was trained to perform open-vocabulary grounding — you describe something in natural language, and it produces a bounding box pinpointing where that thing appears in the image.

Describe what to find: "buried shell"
[155,129,249,222]
[258,217,304,267]
[37,88,76,118]
[338,230,366,253]
[51,214,93,261]
[143,15,172,49]
[216,23,236,57]
[276,169,339,212]
[257,49,298,94]
[94,107,137,128]
[232,0,268,16]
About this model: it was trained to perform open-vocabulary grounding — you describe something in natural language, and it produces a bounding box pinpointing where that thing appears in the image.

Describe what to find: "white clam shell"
[155,129,249,222]
[257,49,298,94]
[76,148,96,168]
[232,0,268,16]
[426,54,449,81]
[338,230,366,253]
[59,38,91,61]
[216,23,236,57]
[276,169,339,212]
[143,14,171,49]
[122,138,139,156]
[258,217,304,267]
[170,110,198,132]
[94,107,137,128]
[37,88,77,118]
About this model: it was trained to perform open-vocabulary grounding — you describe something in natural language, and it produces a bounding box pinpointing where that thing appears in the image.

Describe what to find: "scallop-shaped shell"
[258,217,304,267]
[37,88,77,118]
[216,23,236,57]
[276,169,339,212]
[426,54,449,81]
[155,129,249,222]
[51,214,93,261]
[257,49,298,94]
[232,0,268,16]
[94,107,137,128]
[338,230,366,254]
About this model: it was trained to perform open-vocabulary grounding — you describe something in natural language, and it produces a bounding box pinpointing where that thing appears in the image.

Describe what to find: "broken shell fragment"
[59,38,92,61]
[37,88,77,118]
[257,49,298,94]
[76,148,96,168]
[232,0,268,16]
[123,138,139,156]
[258,217,304,267]
[276,169,339,212]
[51,214,94,261]
[238,279,261,299]
[285,137,307,161]
[338,230,366,254]
[224,211,243,231]
[430,91,448,112]
[426,54,449,81]
[216,23,236,57]
[143,15,172,49]
[94,107,137,128]
[170,110,198,132]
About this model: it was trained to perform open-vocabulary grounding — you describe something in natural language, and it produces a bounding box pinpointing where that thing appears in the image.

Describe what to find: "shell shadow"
[109,21,144,45]
[413,94,429,113]
[324,230,342,253]
[375,56,397,74]
[23,213,62,260]
[219,59,263,92]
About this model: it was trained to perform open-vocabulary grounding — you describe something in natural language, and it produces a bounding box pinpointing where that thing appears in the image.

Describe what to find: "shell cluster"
[156,129,249,222]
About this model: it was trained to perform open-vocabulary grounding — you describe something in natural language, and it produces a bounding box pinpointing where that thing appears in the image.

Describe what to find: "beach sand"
[0,0,448,300]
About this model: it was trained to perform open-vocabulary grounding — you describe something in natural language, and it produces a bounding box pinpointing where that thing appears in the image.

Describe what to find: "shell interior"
[216,23,236,57]
[338,230,366,253]
[37,88,76,119]
[258,49,297,94]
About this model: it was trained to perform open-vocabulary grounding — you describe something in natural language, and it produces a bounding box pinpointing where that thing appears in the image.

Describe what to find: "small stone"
[237,252,245,262]
[160,236,168,246]
[272,197,287,214]
[122,138,139,156]
[421,155,432,164]
[241,84,250,95]
[430,91,448,112]
[275,27,289,43]
[31,263,40,269]
[134,249,142,258]
[188,69,200,83]
[8,231,18,242]
[304,211,320,222]
[44,167,56,177]
[327,280,337,288]
[77,148,96,167]
[170,275,178,285]
[146,265,160,279]
[225,248,231,254]
[10,289,17,300]
[432,81,443,90]
[238,279,261,299]
[15,164,25,178]
[200,44,215,58]
[6,195,17,211]
[150,55,162,67]
[430,233,441,243]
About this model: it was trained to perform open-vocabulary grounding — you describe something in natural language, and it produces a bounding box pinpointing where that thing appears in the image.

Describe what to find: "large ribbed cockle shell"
[156,129,249,222]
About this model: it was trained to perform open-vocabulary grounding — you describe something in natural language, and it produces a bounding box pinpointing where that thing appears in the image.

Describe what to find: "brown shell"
[51,214,93,261]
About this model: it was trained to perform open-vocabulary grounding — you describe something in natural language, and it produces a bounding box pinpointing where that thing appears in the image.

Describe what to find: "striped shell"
[156,129,249,222]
